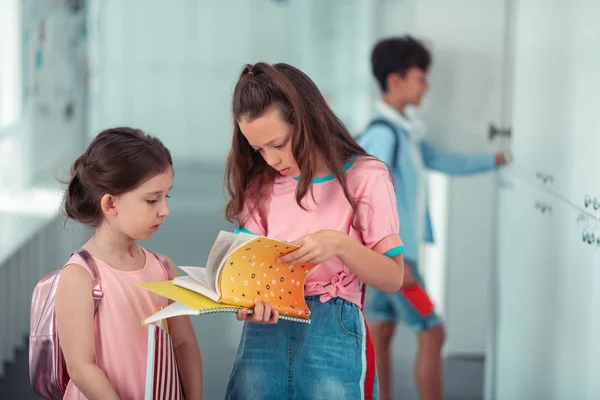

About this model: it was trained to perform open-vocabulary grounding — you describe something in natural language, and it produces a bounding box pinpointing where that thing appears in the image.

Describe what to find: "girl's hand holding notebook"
[236,299,279,324]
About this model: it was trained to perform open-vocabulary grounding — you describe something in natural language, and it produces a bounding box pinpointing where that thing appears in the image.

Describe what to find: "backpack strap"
[366,118,402,168]
[148,250,173,280]
[73,249,172,314]
[76,249,104,313]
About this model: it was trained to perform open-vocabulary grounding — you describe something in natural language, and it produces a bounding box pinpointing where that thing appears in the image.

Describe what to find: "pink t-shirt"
[239,156,404,307]
[62,248,169,400]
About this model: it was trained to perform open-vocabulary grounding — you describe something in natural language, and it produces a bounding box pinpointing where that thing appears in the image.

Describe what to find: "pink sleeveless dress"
[62,248,170,399]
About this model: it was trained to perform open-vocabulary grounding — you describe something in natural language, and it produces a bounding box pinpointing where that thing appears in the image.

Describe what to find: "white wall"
[89,0,376,165]
[89,0,286,164]
[490,2,600,399]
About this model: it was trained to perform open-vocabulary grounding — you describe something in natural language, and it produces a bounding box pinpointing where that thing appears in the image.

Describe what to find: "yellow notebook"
[140,230,318,324]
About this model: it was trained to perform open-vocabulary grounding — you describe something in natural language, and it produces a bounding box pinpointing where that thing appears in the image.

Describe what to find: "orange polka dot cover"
[218,236,317,320]
[140,231,317,324]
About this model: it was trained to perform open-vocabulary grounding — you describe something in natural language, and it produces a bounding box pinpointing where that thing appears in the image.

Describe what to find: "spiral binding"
[196,307,311,324]
[278,315,311,324]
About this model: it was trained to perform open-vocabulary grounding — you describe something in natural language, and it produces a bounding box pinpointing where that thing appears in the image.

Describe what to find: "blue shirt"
[358,111,497,262]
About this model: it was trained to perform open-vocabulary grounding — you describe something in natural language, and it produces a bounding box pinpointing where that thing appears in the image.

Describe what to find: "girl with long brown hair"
[224,62,405,399]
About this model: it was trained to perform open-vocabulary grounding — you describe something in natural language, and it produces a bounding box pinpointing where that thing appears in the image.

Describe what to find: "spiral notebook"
[145,321,183,399]
[141,231,318,324]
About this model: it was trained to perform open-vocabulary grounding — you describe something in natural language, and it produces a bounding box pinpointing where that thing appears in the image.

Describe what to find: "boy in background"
[358,36,509,400]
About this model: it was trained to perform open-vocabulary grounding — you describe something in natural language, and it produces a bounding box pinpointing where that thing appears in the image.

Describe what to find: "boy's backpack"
[356,118,402,168]
[29,248,171,399]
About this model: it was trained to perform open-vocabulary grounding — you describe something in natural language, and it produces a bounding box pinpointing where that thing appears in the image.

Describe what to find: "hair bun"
[62,127,172,227]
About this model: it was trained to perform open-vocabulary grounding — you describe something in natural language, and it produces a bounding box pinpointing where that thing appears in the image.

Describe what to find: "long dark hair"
[225,62,369,228]
[64,127,173,227]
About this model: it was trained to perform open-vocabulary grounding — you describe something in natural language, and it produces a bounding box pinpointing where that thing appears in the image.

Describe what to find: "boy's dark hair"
[371,35,431,92]
[225,62,370,228]
[63,127,173,227]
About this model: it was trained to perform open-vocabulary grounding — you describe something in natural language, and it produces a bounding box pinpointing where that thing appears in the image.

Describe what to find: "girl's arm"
[279,167,405,293]
[55,264,120,400]
[279,231,404,293]
[337,234,404,292]
[164,256,203,399]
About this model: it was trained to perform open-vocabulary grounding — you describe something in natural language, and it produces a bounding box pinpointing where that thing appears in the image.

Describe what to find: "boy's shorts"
[364,259,443,333]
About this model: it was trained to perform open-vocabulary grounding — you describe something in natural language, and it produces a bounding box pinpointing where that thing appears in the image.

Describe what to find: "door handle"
[489,123,511,140]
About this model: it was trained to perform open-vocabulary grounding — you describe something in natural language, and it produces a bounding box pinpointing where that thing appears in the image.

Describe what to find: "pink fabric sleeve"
[357,173,404,256]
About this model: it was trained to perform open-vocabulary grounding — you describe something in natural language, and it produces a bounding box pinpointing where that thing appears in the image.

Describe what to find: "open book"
[140,231,318,324]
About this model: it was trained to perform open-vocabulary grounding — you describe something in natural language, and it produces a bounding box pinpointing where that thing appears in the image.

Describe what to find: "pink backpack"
[29,248,171,399]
